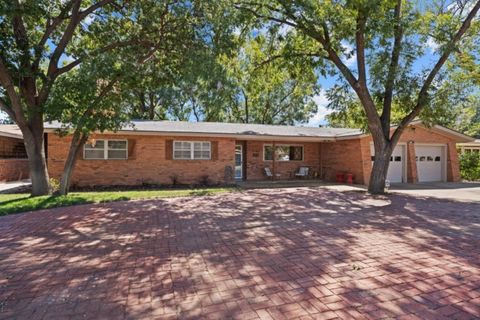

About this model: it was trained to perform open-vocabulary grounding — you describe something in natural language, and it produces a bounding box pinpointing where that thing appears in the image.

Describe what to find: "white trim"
[83,139,128,160]
[235,144,243,180]
[263,143,304,162]
[0,132,23,139]
[173,140,211,160]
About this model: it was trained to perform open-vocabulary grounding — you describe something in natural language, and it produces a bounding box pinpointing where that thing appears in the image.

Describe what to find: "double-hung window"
[84,139,128,160]
[173,141,211,160]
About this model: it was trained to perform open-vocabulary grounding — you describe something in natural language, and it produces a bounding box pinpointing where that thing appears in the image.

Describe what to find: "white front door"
[416,145,444,182]
[371,144,405,183]
[235,145,243,179]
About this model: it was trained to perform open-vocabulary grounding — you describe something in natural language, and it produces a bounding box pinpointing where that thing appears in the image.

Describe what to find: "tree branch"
[381,0,403,139]
[391,0,480,145]
[33,1,76,71]
[0,59,26,126]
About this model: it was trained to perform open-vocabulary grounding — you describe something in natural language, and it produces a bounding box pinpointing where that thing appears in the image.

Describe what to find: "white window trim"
[84,139,128,160]
[173,141,211,160]
[263,144,304,162]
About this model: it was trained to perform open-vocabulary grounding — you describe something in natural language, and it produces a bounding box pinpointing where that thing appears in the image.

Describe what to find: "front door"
[235,145,243,179]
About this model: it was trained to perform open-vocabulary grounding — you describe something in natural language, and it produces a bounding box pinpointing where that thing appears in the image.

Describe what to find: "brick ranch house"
[0,125,29,182]
[43,120,473,187]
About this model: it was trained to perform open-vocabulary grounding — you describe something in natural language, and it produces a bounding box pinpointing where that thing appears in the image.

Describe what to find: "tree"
[0,0,150,195]
[235,0,480,193]
[45,0,222,195]
[220,31,320,124]
[46,57,128,195]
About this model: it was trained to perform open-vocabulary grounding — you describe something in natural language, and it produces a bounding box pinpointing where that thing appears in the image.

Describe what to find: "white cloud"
[426,37,439,53]
[306,91,332,127]
[342,42,357,67]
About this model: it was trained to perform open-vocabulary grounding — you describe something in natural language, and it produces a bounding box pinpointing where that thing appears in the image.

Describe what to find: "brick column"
[406,141,418,183]
[446,142,460,182]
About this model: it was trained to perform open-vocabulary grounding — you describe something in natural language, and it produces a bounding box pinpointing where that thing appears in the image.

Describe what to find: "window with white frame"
[84,139,127,160]
[173,141,211,160]
[264,145,303,161]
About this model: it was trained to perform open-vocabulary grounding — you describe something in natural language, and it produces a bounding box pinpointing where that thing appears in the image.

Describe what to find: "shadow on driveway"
[0,187,479,319]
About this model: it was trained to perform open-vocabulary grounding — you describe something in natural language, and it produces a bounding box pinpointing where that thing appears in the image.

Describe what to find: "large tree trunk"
[22,125,50,196]
[59,132,88,195]
[368,143,393,194]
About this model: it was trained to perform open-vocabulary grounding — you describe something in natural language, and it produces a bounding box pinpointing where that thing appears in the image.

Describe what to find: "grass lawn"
[0,187,234,216]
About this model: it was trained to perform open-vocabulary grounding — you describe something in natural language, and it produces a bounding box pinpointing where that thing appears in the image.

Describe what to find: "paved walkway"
[0,180,31,194]
[0,187,479,319]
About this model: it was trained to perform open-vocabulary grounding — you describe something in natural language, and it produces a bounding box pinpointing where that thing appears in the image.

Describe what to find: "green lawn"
[0,187,234,216]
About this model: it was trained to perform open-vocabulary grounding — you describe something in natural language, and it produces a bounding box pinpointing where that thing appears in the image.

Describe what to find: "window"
[427,156,433,162]
[419,156,426,161]
[108,140,128,159]
[173,141,211,160]
[435,156,441,162]
[395,156,402,162]
[84,139,127,160]
[263,145,303,161]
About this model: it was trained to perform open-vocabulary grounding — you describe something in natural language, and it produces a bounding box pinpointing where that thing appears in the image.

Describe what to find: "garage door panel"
[416,145,444,182]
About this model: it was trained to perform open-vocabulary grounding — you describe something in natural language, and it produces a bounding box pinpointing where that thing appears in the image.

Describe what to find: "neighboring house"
[0,125,29,182]
[44,120,473,187]
[457,139,480,154]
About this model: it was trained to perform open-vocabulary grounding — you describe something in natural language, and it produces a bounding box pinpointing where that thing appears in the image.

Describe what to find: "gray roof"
[0,124,23,139]
[45,120,363,139]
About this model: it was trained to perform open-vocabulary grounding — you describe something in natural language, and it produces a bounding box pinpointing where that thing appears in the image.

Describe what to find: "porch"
[236,179,366,191]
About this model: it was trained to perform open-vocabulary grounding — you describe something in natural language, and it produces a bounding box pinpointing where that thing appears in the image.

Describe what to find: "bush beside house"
[459,152,480,181]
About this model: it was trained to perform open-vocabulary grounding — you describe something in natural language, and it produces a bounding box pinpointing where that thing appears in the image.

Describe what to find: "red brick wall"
[0,159,29,182]
[244,141,321,180]
[46,124,462,187]
[361,125,461,184]
[47,133,236,187]
[0,136,27,159]
[320,139,367,184]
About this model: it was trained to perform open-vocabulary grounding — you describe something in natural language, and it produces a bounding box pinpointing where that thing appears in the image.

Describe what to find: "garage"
[371,144,405,183]
[415,145,445,182]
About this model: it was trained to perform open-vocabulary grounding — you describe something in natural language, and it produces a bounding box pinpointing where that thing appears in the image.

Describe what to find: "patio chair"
[264,167,281,179]
[295,166,309,179]
[264,167,273,178]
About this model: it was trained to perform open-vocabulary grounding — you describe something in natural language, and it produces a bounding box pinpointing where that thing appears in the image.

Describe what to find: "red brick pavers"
[0,187,479,320]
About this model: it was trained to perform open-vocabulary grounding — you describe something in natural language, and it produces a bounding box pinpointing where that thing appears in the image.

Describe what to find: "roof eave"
[44,128,340,141]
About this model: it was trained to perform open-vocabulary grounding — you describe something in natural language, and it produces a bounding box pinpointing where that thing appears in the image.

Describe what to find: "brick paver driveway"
[1,187,479,320]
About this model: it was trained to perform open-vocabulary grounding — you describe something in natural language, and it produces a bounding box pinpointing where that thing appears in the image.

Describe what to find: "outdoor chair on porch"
[295,166,309,179]
[264,167,281,179]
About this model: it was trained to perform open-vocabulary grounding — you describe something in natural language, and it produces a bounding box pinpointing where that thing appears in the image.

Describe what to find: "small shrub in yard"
[49,178,60,193]
[459,152,480,181]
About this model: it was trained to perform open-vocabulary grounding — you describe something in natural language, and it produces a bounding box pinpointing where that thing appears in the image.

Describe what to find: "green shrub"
[459,152,480,181]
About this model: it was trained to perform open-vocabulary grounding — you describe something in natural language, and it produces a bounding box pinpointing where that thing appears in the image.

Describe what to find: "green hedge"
[459,152,480,181]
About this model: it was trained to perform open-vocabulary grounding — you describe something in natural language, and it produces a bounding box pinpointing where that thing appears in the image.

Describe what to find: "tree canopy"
[234,0,480,192]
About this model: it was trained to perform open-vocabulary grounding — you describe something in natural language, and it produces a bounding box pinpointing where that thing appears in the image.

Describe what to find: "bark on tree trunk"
[22,127,50,196]
[368,144,393,194]
[59,132,88,195]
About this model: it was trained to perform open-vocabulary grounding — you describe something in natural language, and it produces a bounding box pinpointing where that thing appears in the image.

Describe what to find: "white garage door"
[371,145,405,183]
[416,145,444,182]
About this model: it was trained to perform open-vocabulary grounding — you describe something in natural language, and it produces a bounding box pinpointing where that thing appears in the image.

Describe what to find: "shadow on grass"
[0,195,96,216]
[0,188,234,216]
